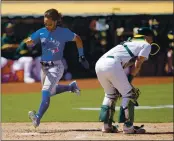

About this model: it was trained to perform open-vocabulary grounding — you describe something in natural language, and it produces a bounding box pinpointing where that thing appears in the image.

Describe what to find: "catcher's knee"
[42,85,52,93]
[105,89,121,99]
[122,88,140,106]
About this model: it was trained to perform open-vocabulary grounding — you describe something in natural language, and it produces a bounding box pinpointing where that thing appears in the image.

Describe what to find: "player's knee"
[122,88,140,107]
[105,92,120,100]
[42,85,51,92]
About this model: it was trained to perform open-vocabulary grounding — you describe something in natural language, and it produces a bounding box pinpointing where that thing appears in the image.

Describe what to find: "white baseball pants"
[95,57,132,96]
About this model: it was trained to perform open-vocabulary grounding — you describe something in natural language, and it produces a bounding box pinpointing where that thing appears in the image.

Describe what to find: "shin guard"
[99,96,116,125]
[118,100,134,123]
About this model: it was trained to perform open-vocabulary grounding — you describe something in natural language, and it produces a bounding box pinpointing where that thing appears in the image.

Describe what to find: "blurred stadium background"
[1,1,173,140]
[1,0,173,83]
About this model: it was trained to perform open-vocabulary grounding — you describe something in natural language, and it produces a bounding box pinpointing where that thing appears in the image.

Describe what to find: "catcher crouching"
[95,27,160,134]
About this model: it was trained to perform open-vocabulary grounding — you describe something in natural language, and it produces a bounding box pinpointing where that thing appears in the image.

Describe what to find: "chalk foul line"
[73,105,173,111]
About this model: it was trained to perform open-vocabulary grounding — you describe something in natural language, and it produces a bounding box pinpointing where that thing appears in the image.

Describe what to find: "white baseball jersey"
[95,39,151,96]
[102,40,151,68]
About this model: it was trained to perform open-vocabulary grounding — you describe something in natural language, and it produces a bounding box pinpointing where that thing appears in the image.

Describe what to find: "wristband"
[78,48,84,57]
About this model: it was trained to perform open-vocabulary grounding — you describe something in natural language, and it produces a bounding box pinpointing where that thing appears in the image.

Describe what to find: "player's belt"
[106,56,114,59]
[40,61,55,67]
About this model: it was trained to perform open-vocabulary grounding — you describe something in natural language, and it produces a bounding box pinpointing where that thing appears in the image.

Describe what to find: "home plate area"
[2,122,173,140]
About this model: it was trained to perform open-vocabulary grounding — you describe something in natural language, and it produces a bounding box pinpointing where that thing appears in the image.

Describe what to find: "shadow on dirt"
[145,132,174,135]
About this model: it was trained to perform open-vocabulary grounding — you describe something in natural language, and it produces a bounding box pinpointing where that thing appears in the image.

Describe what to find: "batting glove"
[79,56,89,69]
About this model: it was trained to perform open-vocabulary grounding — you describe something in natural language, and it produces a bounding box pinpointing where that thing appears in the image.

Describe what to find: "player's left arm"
[65,28,89,69]
[72,35,84,56]
[65,28,84,56]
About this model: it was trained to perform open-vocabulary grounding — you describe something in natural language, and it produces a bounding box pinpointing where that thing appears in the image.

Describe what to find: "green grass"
[2,83,173,123]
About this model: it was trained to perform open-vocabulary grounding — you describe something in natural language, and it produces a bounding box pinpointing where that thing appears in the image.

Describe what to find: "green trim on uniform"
[106,56,114,59]
[123,45,135,57]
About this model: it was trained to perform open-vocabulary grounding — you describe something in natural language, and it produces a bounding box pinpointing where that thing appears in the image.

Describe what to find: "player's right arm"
[128,43,151,82]
[25,29,41,46]
[130,56,146,77]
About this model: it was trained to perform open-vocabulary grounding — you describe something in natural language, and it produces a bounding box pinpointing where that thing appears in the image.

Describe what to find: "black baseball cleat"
[102,125,119,133]
[123,124,146,134]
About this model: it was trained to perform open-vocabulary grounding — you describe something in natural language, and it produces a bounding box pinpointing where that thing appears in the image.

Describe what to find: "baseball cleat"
[123,124,146,134]
[102,125,118,133]
[69,81,80,95]
[28,110,40,128]
[24,77,35,83]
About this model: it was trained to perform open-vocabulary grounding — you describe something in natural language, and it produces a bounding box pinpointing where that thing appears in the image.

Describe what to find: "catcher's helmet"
[137,27,154,37]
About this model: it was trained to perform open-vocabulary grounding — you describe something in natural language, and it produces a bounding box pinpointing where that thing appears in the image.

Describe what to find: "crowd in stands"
[1,14,173,83]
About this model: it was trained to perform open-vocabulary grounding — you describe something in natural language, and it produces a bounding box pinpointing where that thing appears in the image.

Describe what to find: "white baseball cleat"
[69,81,80,96]
[24,77,35,83]
[28,110,40,128]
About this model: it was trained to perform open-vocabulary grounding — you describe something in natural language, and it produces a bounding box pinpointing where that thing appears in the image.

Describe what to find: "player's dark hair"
[44,8,62,26]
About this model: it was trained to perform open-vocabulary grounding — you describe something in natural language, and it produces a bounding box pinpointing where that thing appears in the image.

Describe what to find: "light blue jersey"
[31,26,75,61]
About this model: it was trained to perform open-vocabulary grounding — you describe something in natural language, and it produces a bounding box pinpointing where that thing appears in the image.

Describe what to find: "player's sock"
[52,85,71,96]
[37,90,50,119]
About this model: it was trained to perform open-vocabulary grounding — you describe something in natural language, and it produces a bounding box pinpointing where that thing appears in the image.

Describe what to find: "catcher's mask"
[134,27,160,55]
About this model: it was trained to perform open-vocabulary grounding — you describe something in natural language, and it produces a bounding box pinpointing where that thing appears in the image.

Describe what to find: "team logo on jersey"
[48,47,59,54]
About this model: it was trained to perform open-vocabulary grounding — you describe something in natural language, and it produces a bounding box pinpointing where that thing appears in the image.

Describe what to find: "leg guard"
[118,88,140,124]
[99,93,119,125]
[99,104,115,125]
[118,100,135,123]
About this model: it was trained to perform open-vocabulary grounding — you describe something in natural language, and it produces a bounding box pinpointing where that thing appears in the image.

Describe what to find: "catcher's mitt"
[131,85,141,106]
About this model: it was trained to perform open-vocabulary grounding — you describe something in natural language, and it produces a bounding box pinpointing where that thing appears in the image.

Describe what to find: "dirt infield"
[1,77,173,140]
[1,77,173,94]
[2,122,173,140]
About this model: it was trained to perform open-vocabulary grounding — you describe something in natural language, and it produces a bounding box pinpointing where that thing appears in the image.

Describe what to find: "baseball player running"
[26,9,89,128]
[95,27,158,134]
